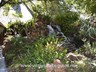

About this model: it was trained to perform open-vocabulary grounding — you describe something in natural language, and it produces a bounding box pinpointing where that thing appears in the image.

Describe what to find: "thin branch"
[0,0,30,7]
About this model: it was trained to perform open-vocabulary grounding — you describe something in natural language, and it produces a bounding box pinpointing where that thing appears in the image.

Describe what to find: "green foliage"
[73,42,96,72]
[7,20,35,36]
[79,42,96,59]
[42,15,50,21]
[8,20,24,28]
[79,20,96,38]
[66,42,96,72]
[2,3,22,17]
[66,0,96,15]
[2,1,96,72]
[41,0,68,15]
[54,11,78,24]
[66,59,96,72]
[3,4,10,16]
[5,36,67,71]
[24,19,35,27]
[53,11,79,36]
[7,21,25,35]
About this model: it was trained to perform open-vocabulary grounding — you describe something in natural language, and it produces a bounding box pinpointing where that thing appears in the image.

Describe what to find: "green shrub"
[5,36,67,71]
[79,20,96,39]
[53,11,79,36]
[66,59,96,72]
[78,42,96,59]
[7,20,35,37]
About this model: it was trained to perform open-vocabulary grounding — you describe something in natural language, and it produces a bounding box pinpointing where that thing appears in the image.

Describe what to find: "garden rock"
[66,52,86,61]
[46,59,66,72]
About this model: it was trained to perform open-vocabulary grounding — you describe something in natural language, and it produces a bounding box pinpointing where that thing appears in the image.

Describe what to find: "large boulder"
[46,59,66,72]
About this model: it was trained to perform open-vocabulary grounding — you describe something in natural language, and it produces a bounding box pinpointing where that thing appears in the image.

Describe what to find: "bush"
[5,36,67,71]
[79,20,96,39]
[53,11,79,36]
[78,42,96,59]
[7,20,36,37]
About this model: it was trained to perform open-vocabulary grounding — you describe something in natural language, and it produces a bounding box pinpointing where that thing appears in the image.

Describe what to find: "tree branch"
[0,0,30,7]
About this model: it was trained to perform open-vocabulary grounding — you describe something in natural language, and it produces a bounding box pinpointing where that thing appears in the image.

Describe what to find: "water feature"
[47,24,84,52]
[47,25,56,36]
[47,24,66,38]
[0,47,7,72]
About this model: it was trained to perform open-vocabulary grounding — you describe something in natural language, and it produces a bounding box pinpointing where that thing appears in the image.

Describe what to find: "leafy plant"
[53,11,79,36]
[79,20,96,38]
[5,36,67,71]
